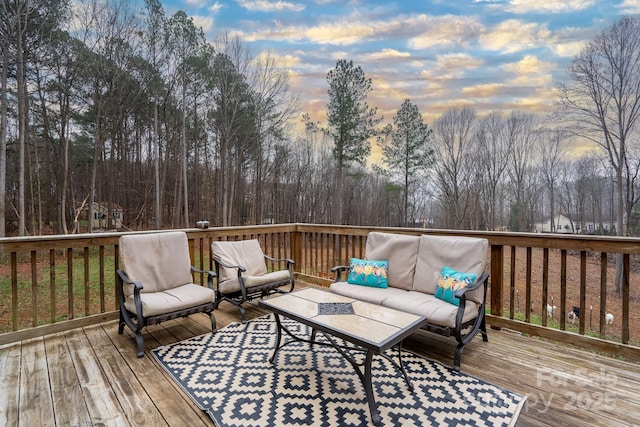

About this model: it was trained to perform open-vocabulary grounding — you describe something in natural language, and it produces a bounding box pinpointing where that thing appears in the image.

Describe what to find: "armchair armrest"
[191,265,216,289]
[212,256,247,273]
[264,254,295,270]
[116,269,144,324]
[331,265,350,282]
[117,269,143,292]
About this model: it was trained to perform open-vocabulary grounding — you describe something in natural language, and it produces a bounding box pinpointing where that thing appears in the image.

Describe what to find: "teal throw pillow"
[435,266,478,306]
[347,258,389,288]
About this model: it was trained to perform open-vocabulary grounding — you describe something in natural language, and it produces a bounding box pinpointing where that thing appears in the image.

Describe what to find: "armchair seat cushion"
[124,283,214,317]
[218,270,291,295]
[383,291,479,328]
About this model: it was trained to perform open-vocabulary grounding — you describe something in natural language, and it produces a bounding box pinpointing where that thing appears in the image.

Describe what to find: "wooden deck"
[2,295,639,427]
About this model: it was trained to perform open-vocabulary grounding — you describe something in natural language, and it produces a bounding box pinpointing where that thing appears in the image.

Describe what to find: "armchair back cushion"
[412,234,488,304]
[119,231,193,295]
[211,239,268,282]
[364,232,420,290]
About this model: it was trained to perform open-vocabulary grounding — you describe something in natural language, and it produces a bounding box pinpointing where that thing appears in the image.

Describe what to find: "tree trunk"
[16,0,27,235]
[0,13,8,237]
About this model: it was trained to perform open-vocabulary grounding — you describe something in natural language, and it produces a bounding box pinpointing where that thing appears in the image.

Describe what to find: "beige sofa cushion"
[211,239,268,282]
[124,283,214,317]
[382,291,479,328]
[119,231,193,295]
[329,281,409,305]
[365,232,420,290]
[412,235,488,304]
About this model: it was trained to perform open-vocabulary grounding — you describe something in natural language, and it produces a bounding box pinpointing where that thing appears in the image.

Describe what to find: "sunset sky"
[159,0,639,150]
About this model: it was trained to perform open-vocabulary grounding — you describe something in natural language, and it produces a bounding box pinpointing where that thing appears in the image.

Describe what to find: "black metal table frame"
[267,311,416,426]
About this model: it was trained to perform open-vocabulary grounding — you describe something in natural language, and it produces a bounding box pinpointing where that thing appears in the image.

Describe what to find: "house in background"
[534,214,617,234]
[76,201,123,231]
[535,214,575,233]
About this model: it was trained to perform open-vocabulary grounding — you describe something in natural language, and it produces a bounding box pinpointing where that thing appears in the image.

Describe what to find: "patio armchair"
[117,231,216,357]
[211,239,295,323]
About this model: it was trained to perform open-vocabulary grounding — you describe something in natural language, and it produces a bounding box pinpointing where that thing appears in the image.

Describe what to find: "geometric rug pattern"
[152,315,526,427]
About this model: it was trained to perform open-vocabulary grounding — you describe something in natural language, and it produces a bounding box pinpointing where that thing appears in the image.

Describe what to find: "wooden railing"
[1,224,638,361]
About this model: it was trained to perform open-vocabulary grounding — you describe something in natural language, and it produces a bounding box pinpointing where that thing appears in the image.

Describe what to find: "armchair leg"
[210,312,217,333]
[135,331,145,358]
[240,306,247,324]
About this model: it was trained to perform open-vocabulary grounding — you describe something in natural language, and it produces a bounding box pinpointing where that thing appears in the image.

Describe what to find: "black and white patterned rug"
[152,315,526,427]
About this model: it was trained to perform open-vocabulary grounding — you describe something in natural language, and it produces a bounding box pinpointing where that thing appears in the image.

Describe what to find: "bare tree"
[559,15,640,291]
[475,111,511,230]
[538,129,569,231]
[506,111,539,231]
[431,107,477,229]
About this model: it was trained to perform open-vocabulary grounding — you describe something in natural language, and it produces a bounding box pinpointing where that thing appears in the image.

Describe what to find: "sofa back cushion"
[211,239,268,282]
[119,231,193,295]
[364,232,420,290]
[412,235,488,304]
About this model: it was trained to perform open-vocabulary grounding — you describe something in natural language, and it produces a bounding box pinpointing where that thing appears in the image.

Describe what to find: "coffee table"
[259,287,429,425]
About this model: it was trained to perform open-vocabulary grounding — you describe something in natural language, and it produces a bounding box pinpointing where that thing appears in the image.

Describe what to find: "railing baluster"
[509,246,516,319]
[99,245,105,313]
[600,252,607,339]
[542,248,549,326]
[560,249,567,330]
[84,247,90,317]
[11,252,17,331]
[623,254,630,344]
[579,251,587,335]
[31,250,37,327]
[67,247,73,320]
[525,247,532,323]
[50,249,56,324]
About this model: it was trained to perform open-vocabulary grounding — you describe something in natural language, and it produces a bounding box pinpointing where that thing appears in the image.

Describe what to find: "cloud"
[363,48,411,61]
[618,0,640,14]
[503,0,597,14]
[462,83,506,98]
[209,1,224,13]
[185,0,209,7]
[436,53,485,71]
[257,51,301,68]
[192,15,214,32]
[502,55,553,75]
[479,19,552,53]
[236,0,305,12]
[408,15,484,49]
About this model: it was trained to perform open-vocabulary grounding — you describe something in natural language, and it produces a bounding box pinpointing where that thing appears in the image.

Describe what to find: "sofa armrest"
[453,272,489,339]
[331,265,350,282]
[455,272,489,299]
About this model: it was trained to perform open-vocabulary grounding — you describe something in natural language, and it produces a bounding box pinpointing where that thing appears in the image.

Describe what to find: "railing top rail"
[1,223,640,254]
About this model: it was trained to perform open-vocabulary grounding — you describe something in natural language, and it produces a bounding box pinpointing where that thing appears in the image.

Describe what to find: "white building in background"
[534,214,617,234]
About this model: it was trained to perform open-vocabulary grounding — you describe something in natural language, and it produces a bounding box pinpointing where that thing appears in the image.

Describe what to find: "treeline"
[0,1,639,236]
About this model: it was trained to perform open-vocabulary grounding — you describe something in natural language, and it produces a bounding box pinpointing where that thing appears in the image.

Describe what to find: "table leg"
[364,350,381,426]
[269,313,283,363]
[397,341,413,391]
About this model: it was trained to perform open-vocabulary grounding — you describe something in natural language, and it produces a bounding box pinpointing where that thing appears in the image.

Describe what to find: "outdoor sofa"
[330,231,489,370]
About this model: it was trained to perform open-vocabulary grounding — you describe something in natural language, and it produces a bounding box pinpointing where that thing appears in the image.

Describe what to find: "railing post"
[292,226,303,277]
[490,244,504,324]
